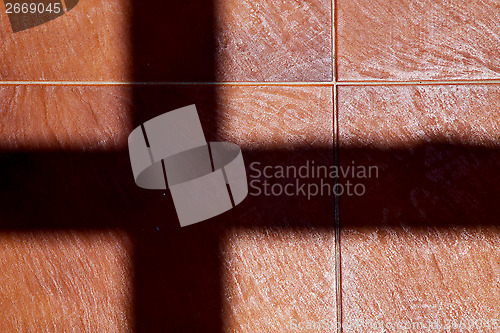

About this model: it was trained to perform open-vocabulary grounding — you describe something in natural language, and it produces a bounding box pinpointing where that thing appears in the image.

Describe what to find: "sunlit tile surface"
[215,0,332,81]
[338,84,500,332]
[337,0,500,81]
[0,85,132,150]
[0,231,133,332]
[221,229,336,332]
[216,86,333,149]
[0,0,132,81]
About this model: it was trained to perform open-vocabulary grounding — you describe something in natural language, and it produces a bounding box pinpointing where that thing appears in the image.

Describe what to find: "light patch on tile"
[341,226,500,333]
[0,230,133,332]
[0,85,132,151]
[0,0,132,81]
[339,85,500,148]
[216,86,333,149]
[337,0,500,81]
[214,0,332,81]
[221,228,336,332]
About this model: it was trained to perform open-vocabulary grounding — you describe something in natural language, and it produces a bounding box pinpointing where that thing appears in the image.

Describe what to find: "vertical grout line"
[333,83,342,333]
[333,0,338,82]
[331,0,335,83]
[332,0,342,330]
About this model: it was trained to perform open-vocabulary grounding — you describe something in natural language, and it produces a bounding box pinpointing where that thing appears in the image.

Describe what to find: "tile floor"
[0,0,499,332]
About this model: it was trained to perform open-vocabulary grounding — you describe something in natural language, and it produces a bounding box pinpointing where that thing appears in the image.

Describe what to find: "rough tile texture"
[0,0,132,81]
[341,227,500,333]
[215,0,332,81]
[0,231,133,333]
[339,85,500,148]
[221,229,336,332]
[338,85,500,331]
[0,85,132,151]
[337,0,500,81]
[216,86,333,148]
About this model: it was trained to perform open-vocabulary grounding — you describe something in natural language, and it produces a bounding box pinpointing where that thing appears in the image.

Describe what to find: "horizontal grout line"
[337,79,500,86]
[0,81,335,86]
[2,79,500,86]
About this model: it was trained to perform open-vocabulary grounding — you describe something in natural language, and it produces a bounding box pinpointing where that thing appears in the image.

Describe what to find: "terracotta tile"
[0,231,133,333]
[338,85,500,331]
[337,0,500,81]
[0,85,132,151]
[215,0,332,81]
[0,0,132,81]
[0,0,331,82]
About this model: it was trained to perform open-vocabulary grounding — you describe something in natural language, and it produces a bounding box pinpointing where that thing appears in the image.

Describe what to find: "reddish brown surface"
[0,85,132,151]
[0,231,133,332]
[337,0,500,81]
[221,229,335,332]
[215,0,332,81]
[0,0,132,81]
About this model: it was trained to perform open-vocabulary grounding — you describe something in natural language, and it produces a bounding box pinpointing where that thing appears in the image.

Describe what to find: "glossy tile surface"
[338,85,500,331]
[337,0,500,81]
[0,85,132,151]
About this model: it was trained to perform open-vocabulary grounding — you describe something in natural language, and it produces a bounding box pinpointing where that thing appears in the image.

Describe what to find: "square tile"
[0,83,336,331]
[338,85,500,331]
[337,0,500,81]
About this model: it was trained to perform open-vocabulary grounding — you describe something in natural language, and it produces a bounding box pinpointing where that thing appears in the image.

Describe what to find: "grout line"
[333,84,343,333]
[332,1,342,331]
[337,79,500,86]
[3,79,500,86]
[0,81,335,86]
[333,0,338,83]
[331,0,335,83]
